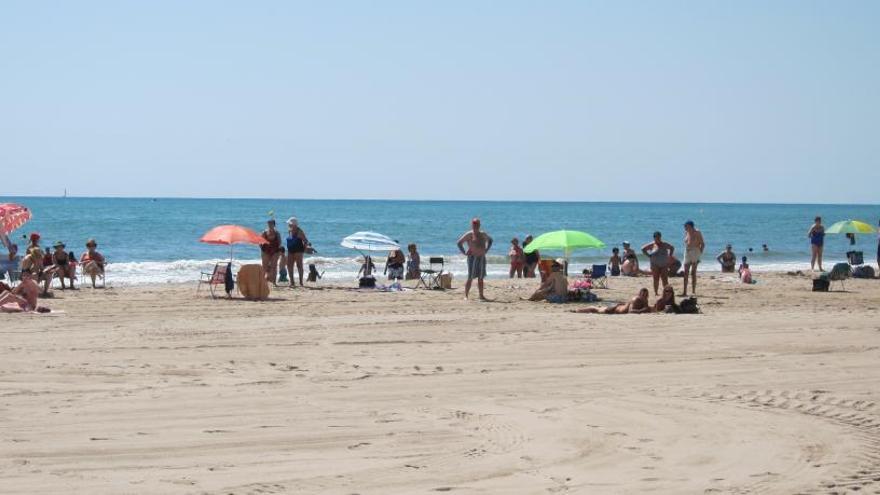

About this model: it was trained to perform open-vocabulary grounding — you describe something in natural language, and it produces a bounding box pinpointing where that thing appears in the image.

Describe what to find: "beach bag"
[439,273,453,289]
[847,251,864,265]
[678,297,699,314]
[359,276,376,288]
[852,265,875,279]
[812,278,830,292]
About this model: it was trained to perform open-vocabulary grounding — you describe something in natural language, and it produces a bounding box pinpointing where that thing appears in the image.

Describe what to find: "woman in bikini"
[572,288,651,314]
[260,219,282,286]
[508,238,525,278]
[285,217,310,287]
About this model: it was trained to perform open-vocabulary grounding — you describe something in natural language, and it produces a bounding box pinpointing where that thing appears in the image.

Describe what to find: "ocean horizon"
[4,196,879,285]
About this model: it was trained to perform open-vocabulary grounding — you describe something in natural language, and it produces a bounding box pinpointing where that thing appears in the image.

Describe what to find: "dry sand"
[2,272,880,494]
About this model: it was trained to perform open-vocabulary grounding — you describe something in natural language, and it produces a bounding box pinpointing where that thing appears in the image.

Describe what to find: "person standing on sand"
[522,235,539,278]
[808,216,825,271]
[260,219,282,286]
[457,218,493,300]
[682,220,705,296]
[508,238,525,278]
[641,232,674,296]
[286,217,310,288]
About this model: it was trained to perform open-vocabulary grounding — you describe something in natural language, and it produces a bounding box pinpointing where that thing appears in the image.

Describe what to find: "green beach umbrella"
[522,230,606,258]
[825,219,877,235]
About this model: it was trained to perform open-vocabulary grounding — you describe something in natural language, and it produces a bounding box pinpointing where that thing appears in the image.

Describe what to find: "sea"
[4,197,879,286]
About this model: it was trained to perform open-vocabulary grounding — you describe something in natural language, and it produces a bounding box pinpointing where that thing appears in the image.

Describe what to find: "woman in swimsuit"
[653,285,678,313]
[716,244,736,273]
[522,235,539,278]
[508,238,525,278]
[80,239,105,289]
[51,241,76,290]
[641,231,675,296]
[261,219,282,286]
[807,216,825,272]
[406,244,420,280]
[385,248,406,281]
[285,217,310,287]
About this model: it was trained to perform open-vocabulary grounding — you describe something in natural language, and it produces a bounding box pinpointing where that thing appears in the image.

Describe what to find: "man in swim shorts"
[682,220,705,296]
[457,217,493,300]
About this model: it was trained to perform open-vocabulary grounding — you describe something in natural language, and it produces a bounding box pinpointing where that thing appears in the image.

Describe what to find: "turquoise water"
[4,197,879,284]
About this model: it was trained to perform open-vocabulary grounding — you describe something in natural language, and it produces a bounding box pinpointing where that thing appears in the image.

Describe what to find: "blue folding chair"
[590,264,608,288]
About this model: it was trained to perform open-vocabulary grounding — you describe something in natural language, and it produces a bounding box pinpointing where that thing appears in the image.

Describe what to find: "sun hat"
[53,241,65,249]
[622,240,630,246]
[30,232,40,241]
[287,217,298,226]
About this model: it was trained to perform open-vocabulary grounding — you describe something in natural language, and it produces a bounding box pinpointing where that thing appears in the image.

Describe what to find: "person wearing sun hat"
[79,238,105,288]
[51,241,76,290]
[285,217,310,287]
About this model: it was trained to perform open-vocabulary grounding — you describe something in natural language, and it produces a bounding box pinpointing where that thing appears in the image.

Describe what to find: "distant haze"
[1,1,878,203]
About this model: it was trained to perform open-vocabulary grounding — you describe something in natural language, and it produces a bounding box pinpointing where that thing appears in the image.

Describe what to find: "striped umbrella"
[0,203,31,235]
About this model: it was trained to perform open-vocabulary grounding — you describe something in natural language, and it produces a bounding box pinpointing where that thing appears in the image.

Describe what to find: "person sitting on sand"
[0,270,41,313]
[608,247,622,276]
[667,254,682,278]
[528,259,568,303]
[406,243,421,280]
[572,288,651,314]
[738,257,752,284]
[716,244,736,273]
[358,256,376,278]
[653,285,678,313]
[79,239,105,288]
[51,241,76,290]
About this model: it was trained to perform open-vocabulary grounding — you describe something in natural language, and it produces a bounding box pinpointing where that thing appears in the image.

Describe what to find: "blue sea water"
[4,197,879,285]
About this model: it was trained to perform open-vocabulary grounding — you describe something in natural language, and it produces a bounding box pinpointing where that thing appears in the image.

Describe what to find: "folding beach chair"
[417,257,444,289]
[590,264,608,289]
[826,262,851,291]
[197,262,231,298]
[79,258,107,288]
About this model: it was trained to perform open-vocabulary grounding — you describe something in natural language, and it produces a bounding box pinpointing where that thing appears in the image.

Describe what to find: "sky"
[1,1,878,203]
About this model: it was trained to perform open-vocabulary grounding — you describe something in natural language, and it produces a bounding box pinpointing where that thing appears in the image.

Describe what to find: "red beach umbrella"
[199,224,266,261]
[0,203,32,235]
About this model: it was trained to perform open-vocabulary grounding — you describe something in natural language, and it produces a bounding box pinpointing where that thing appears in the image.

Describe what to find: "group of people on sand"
[572,285,680,315]
[0,233,105,313]
[260,217,312,288]
[507,235,540,278]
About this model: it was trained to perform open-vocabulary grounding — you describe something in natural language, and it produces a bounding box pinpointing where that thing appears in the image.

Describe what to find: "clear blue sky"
[1,1,877,203]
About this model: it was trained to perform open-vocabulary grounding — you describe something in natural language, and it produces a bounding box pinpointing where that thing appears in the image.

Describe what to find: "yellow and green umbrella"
[825,219,877,235]
[522,229,605,258]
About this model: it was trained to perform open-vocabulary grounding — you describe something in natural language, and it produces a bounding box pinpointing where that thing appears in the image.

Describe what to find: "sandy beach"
[2,272,880,494]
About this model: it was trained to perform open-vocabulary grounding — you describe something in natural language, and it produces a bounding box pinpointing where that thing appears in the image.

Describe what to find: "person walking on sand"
[682,220,705,296]
[285,217,310,287]
[457,217,493,300]
[260,219,282,286]
[642,231,674,296]
[808,216,825,271]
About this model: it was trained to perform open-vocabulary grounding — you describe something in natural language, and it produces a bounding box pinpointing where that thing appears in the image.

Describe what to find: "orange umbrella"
[199,225,266,260]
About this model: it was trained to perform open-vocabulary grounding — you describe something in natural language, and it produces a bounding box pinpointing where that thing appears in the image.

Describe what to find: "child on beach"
[738,256,752,284]
[608,247,622,276]
[358,256,376,278]
[278,247,289,283]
